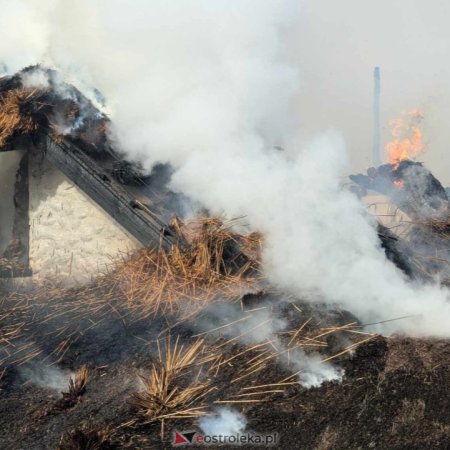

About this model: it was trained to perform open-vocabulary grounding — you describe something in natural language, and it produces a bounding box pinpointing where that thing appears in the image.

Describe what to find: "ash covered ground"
[1,280,449,449]
[1,211,450,449]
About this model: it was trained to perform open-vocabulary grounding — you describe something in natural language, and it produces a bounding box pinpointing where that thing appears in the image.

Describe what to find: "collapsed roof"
[350,160,449,220]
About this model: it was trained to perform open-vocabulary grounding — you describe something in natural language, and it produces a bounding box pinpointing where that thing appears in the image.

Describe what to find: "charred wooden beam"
[1,152,30,273]
[35,133,176,250]
[0,151,31,278]
[0,135,34,152]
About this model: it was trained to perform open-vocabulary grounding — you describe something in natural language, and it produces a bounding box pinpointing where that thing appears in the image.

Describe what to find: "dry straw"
[68,365,90,398]
[130,336,219,437]
[114,216,262,318]
[0,88,40,147]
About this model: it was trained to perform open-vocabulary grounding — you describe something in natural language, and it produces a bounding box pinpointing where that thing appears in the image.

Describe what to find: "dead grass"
[0,293,35,368]
[51,365,90,411]
[414,217,450,239]
[130,336,218,437]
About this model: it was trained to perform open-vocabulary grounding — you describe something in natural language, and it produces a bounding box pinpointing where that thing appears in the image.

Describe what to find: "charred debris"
[350,160,450,284]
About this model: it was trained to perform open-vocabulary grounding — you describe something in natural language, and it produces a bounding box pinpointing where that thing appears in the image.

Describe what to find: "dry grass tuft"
[130,336,218,436]
[52,366,90,411]
[57,424,112,450]
[0,88,40,147]
[68,365,90,398]
[115,216,262,317]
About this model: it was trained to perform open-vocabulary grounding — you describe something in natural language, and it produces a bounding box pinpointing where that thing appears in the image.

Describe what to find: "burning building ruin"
[2,2,450,448]
[349,108,450,285]
[0,67,182,283]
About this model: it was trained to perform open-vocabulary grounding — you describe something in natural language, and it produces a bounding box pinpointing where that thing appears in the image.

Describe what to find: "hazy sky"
[292,0,450,183]
[0,0,448,182]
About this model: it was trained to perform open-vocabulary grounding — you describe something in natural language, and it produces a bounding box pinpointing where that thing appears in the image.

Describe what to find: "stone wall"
[28,150,140,285]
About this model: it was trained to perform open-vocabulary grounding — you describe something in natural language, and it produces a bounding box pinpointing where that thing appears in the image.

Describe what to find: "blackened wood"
[37,134,175,250]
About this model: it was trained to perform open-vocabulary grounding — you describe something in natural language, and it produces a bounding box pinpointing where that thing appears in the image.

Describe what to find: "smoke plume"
[199,408,247,436]
[195,301,343,386]
[19,361,73,392]
[0,1,449,337]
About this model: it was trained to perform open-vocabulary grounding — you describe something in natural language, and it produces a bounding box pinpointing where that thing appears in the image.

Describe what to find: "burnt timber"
[0,66,178,258]
[0,132,176,260]
[34,133,175,250]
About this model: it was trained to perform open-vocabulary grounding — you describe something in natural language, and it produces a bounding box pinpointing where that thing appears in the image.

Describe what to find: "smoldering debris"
[350,160,449,220]
[51,366,90,411]
[0,66,194,222]
[0,206,448,448]
[350,159,450,284]
[112,215,261,318]
[130,337,217,438]
[0,215,377,447]
[56,424,112,450]
[0,66,106,150]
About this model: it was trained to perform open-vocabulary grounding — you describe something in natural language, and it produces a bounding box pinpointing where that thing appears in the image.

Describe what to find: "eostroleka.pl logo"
[172,430,278,446]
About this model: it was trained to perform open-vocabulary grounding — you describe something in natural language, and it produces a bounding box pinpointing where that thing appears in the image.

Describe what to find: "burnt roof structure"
[0,67,179,261]
[349,160,449,220]
[350,161,450,284]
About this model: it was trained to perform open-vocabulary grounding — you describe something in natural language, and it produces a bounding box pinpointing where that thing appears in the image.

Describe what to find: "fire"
[393,179,404,188]
[385,109,424,166]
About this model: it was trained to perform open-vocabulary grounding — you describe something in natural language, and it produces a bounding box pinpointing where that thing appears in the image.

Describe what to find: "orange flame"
[385,109,424,166]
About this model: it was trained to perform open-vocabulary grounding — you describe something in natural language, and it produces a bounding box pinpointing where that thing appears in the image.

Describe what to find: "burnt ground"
[0,286,449,450]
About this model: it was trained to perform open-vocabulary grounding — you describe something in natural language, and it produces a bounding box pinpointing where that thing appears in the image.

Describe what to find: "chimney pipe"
[373,67,381,166]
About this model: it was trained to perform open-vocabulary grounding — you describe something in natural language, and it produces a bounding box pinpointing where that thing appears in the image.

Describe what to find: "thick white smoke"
[196,302,343,385]
[199,408,247,436]
[19,361,73,392]
[0,1,449,337]
[175,133,450,337]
